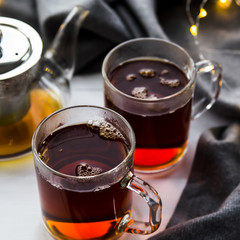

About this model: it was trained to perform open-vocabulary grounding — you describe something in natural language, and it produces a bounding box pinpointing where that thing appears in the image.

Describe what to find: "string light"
[218,0,232,8]
[185,0,208,59]
[235,0,240,6]
[186,0,239,59]
[186,0,239,92]
[199,8,207,18]
[190,25,198,36]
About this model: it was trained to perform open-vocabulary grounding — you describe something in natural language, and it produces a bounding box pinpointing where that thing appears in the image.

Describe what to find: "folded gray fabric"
[149,124,240,240]
[35,0,168,72]
[0,0,39,30]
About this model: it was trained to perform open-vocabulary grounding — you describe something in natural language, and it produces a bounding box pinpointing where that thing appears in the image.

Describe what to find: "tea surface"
[109,58,188,99]
[39,122,128,176]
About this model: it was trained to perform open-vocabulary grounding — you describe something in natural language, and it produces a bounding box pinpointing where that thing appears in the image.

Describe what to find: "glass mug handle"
[119,171,162,235]
[192,60,222,120]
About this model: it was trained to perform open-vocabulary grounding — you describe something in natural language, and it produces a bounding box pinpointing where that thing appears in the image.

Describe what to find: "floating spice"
[159,77,180,87]
[131,86,148,99]
[126,74,136,81]
[139,68,155,77]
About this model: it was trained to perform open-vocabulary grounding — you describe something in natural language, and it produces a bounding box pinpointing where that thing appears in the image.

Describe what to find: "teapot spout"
[43,6,89,81]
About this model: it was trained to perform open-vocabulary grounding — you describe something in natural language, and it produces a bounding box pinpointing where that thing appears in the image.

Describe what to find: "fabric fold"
[35,0,168,71]
[148,124,240,240]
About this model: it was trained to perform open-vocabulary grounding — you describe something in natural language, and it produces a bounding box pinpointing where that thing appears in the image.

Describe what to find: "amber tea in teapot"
[0,89,62,158]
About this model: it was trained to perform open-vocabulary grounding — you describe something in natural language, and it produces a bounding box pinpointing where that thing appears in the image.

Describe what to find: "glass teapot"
[0,6,89,160]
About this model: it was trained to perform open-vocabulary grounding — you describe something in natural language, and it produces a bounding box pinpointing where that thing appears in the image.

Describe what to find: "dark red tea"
[36,122,132,239]
[105,58,192,171]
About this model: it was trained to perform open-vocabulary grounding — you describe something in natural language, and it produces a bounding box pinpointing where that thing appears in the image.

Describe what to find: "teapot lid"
[0,17,42,79]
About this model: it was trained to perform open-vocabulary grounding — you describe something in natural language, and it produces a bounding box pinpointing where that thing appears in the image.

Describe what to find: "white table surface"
[0,73,230,240]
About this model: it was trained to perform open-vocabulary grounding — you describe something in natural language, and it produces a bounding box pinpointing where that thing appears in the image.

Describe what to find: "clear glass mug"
[32,105,162,240]
[102,38,222,173]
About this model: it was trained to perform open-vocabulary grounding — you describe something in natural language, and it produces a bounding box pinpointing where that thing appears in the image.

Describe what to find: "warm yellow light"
[190,25,197,36]
[199,8,207,18]
[235,0,240,6]
[218,0,232,8]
